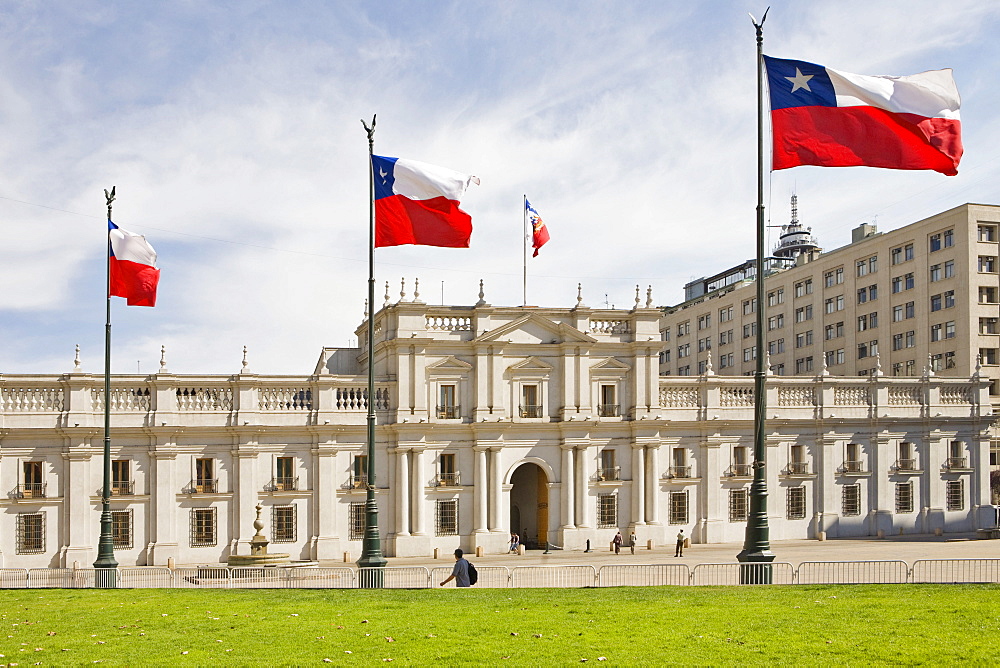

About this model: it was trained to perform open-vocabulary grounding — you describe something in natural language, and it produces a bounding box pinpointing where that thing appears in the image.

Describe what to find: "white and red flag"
[108,220,159,307]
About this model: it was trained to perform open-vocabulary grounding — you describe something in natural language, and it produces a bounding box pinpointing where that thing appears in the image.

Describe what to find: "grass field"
[1,585,998,665]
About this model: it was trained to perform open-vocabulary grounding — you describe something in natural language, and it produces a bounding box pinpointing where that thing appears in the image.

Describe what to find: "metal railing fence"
[2,559,1000,589]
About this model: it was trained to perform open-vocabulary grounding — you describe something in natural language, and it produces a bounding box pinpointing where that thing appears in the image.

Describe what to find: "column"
[645,443,660,524]
[576,444,592,528]
[61,450,92,566]
[411,448,426,535]
[395,449,410,536]
[474,447,488,532]
[149,449,179,565]
[233,450,257,553]
[311,444,340,560]
[631,445,645,525]
[488,447,503,531]
[561,445,575,528]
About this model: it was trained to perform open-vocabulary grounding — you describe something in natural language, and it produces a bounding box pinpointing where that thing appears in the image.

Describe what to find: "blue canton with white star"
[372,155,398,200]
[763,56,837,110]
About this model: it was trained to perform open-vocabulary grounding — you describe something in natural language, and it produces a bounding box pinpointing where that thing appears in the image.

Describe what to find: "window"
[898,442,915,470]
[857,340,878,359]
[439,453,458,485]
[733,446,750,476]
[824,268,844,287]
[895,482,914,514]
[272,505,297,542]
[980,317,999,334]
[698,336,711,352]
[857,256,877,276]
[930,233,942,252]
[743,346,756,362]
[825,322,844,340]
[930,353,943,372]
[669,491,689,525]
[719,352,735,368]
[856,284,877,303]
[521,384,541,418]
[905,360,916,375]
[678,365,691,376]
[824,296,844,313]
[905,301,915,319]
[599,384,619,417]
[944,290,955,308]
[767,338,784,355]
[858,314,870,331]
[795,305,813,322]
[944,260,955,278]
[979,224,998,242]
[719,329,734,345]
[698,313,712,330]
[773,363,785,375]
[842,484,861,516]
[349,502,366,540]
[857,287,868,303]
[930,264,942,282]
[662,327,671,341]
[275,456,296,491]
[660,351,670,364]
[767,314,784,330]
[677,343,691,359]
[946,480,964,511]
[794,279,813,297]
[795,331,813,348]
[930,294,942,311]
[112,509,133,549]
[892,243,914,264]
[352,454,368,488]
[930,324,942,342]
[904,273,914,290]
[892,362,903,376]
[16,513,44,554]
[599,449,618,480]
[195,458,215,493]
[190,508,217,547]
[597,494,618,528]
[719,306,734,322]
[435,499,459,536]
[678,321,690,336]
[981,286,999,304]
[111,460,132,495]
[743,323,756,338]
[786,486,806,519]
[825,349,845,366]
[891,276,903,293]
[729,489,749,522]
[767,288,784,306]
[22,461,44,498]
[438,384,458,419]
[795,356,814,373]
[743,298,756,315]
[944,229,954,248]
[982,348,999,365]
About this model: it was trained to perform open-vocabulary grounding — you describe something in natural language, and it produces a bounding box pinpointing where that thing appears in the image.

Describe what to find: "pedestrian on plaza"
[439,548,471,587]
[509,531,520,553]
[675,529,685,557]
[613,530,623,555]
[629,531,636,555]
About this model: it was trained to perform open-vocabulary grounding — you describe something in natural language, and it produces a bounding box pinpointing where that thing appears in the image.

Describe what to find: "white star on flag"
[785,67,814,93]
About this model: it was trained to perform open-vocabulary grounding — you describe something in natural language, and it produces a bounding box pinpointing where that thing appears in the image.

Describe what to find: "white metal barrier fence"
[1,560,999,589]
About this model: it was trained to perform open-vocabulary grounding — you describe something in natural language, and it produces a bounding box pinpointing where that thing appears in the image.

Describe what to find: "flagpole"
[94,186,119,587]
[522,194,527,306]
[358,115,387,584]
[737,7,776,579]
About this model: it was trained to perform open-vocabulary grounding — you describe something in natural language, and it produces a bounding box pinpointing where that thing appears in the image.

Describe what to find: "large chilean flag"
[372,155,479,248]
[108,220,160,307]
[763,56,962,176]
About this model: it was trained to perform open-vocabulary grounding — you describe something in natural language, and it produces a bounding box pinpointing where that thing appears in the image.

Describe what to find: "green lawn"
[1,585,998,665]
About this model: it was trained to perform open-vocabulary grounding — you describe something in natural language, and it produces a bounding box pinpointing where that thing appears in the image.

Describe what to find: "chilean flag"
[108,220,160,307]
[764,56,962,176]
[372,155,479,248]
[526,198,549,257]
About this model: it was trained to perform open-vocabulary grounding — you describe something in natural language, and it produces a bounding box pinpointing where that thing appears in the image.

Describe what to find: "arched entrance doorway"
[509,462,549,549]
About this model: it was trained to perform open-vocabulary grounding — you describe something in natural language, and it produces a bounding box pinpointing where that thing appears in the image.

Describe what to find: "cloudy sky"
[3,1,1000,375]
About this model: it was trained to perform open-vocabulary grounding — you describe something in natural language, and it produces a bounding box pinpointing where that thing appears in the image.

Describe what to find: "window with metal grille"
[16,512,44,554]
[349,502,366,540]
[668,491,689,525]
[435,499,459,536]
[946,480,964,511]
[190,507,217,547]
[729,488,748,522]
[112,509,133,549]
[842,484,861,516]
[597,494,617,528]
[272,505,296,543]
[895,482,914,514]
[786,486,806,519]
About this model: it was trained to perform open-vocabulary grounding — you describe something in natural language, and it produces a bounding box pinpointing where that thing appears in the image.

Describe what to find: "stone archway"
[509,462,549,548]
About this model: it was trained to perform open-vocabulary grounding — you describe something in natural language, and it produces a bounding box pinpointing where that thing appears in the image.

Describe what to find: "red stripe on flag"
[771,105,962,175]
[375,195,472,248]
[109,258,160,307]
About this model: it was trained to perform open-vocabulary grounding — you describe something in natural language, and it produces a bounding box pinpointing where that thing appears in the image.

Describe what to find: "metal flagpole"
[737,7,776,581]
[94,186,119,587]
[357,115,387,585]
[522,194,527,306]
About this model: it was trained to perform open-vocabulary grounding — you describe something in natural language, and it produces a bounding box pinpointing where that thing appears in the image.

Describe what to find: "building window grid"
[272,504,297,543]
[895,482,914,514]
[946,480,964,511]
[842,484,861,516]
[597,494,618,528]
[729,489,749,522]
[435,499,459,536]
[111,509,133,550]
[349,502,366,540]
[669,490,689,525]
[786,486,807,519]
[16,512,45,554]
[190,507,217,547]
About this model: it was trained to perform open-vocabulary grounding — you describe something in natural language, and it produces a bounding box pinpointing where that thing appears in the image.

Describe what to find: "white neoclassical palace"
[1,291,996,567]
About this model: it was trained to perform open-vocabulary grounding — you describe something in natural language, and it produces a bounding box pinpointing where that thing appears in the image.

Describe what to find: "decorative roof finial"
[475,279,486,307]
[241,345,249,372]
[364,298,369,318]
[705,350,715,376]
[646,285,654,308]
[413,277,422,303]
[873,351,883,377]
[634,284,641,309]
[384,281,390,307]
[765,350,773,376]
[400,277,407,302]
[974,353,983,379]
[575,283,586,308]
[925,353,935,378]
[159,345,168,373]
[819,351,830,377]
[73,344,81,372]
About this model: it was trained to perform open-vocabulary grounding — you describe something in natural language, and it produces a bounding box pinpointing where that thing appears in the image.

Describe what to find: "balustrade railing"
[597,404,620,417]
[1,386,64,412]
[787,462,809,475]
[946,457,968,470]
[266,477,298,492]
[433,472,461,487]
[596,467,620,481]
[895,458,917,471]
[109,480,135,496]
[667,465,692,479]
[842,460,864,473]
[436,405,460,419]
[727,464,752,477]
[186,479,218,494]
[519,405,543,418]
[346,473,368,490]
[13,483,47,499]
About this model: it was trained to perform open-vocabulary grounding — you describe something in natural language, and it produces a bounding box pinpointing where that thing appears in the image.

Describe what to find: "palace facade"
[1,291,995,568]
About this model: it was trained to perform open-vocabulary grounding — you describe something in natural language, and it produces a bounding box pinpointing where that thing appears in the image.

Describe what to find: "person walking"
[509,532,520,554]
[613,530,623,555]
[675,529,686,557]
[629,531,636,555]
[439,548,471,587]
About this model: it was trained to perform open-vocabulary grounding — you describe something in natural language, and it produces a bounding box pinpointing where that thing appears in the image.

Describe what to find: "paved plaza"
[335,533,1000,572]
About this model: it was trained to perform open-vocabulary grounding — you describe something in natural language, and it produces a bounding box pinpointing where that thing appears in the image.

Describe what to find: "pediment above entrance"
[590,357,631,374]
[474,314,596,345]
[506,356,554,373]
[426,355,473,372]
